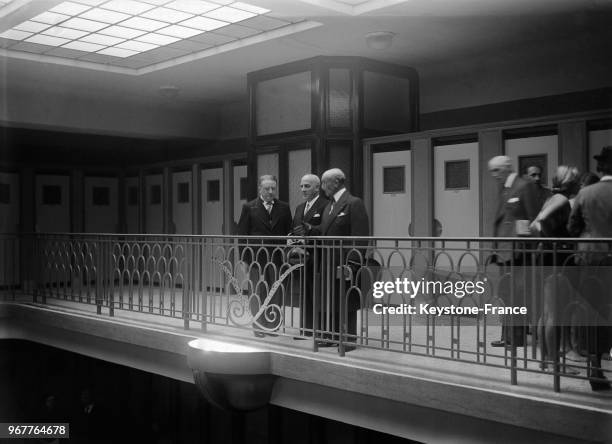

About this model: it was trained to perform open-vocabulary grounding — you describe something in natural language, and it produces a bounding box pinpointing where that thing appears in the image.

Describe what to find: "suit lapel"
[304,197,321,219]
[255,199,271,227]
[323,191,349,234]
[269,200,282,228]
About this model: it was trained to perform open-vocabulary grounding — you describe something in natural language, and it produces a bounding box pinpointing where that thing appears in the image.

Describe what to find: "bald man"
[292,174,328,233]
[488,155,540,348]
[290,174,328,338]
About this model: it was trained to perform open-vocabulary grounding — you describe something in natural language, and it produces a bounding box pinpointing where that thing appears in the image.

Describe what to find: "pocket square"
[337,212,346,217]
[507,197,519,203]
[313,213,320,217]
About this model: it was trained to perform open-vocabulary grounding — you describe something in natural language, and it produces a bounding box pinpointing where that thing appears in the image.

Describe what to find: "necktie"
[329,198,335,215]
[265,202,273,214]
[304,200,312,215]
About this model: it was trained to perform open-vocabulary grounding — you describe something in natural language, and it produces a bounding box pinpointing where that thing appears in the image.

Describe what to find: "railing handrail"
[2,232,612,243]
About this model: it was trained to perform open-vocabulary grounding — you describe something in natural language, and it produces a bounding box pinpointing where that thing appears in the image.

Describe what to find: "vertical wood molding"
[138,170,145,233]
[20,167,34,233]
[117,170,126,233]
[163,167,172,234]
[362,142,373,233]
[411,138,433,236]
[558,121,587,172]
[479,130,503,237]
[223,160,232,235]
[191,163,201,235]
[71,169,84,233]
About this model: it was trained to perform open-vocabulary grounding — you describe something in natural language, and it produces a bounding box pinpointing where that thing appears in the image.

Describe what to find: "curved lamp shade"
[187,339,277,412]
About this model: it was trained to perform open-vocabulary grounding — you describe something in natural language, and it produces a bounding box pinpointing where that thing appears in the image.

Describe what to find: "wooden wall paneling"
[71,169,84,233]
[478,130,503,237]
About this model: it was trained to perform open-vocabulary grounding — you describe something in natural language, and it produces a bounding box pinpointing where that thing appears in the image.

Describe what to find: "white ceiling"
[1,0,611,118]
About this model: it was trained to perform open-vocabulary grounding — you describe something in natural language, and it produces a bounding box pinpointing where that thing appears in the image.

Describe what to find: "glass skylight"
[0,0,305,71]
[31,12,71,25]
[79,8,131,24]
[141,7,192,23]
[15,21,51,33]
[43,26,89,39]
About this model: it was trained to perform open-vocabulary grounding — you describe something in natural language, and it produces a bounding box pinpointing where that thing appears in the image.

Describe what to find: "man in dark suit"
[525,165,551,209]
[489,156,541,348]
[237,175,292,336]
[308,168,369,352]
[290,174,328,338]
[568,146,612,391]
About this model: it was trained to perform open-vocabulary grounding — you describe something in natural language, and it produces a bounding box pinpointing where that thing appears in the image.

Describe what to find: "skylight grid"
[1,0,290,67]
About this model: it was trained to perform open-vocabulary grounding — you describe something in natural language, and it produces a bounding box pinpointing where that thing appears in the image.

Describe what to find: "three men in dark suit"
[308,168,370,351]
[237,175,292,336]
[567,146,612,391]
[290,174,328,337]
[488,156,541,347]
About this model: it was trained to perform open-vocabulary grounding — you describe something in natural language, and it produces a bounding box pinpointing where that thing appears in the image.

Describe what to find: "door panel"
[84,176,118,233]
[434,142,479,270]
[201,168,223,235]
[0,172,20,286]
[125,177,139,233]
[145,174,163,234]
[505,135,558,189]
[36,174,70,233]
[233,165,248,231]
[373,150,411,268]
[172,171,192,234]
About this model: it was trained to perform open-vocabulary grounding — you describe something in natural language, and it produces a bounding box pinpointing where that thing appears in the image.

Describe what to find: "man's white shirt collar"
[333,188,346,202]
[504,172,518,188]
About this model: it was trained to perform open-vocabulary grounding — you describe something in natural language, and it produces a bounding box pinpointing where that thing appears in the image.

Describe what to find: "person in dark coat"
[568,146,612,391]
[290,174,328,338]
[529,165,580,367]
[237,175,292,336]
[308,168,369,351]
[488,156,541,348]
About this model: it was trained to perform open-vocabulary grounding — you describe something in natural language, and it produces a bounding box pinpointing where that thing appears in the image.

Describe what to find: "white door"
[0,173,20,286]
[373,150,412,267]
[233,165,248,231]
[505,135,558,189]
[434,142,479,271]
[125,177,139,233]
[84,176,118,233]
[0,173,19,233]
[145,174,163,234]
[172,171,192,234]
[36,174,70,233]
[589,129,612,174]
[201,168,223,235]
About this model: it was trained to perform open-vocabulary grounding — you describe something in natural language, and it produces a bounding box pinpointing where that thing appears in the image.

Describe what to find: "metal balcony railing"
[1,232,611,393]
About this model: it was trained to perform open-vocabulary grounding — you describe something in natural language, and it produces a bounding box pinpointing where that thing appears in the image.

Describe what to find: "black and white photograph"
[1,0,612,442]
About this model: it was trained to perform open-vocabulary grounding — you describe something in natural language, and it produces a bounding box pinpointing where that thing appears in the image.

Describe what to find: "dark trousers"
[497,258,529,346]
